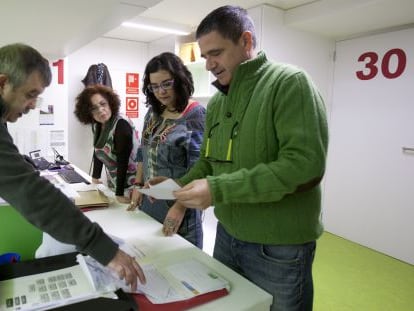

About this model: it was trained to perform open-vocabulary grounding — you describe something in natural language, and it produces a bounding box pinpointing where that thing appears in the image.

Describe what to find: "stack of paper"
[162,259,229,302]
[74,190,109,210]
[132,259,230,310]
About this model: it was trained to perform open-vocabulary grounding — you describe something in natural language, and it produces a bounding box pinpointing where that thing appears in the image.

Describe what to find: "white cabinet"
[186,61,216,100]
[179,42,216,106]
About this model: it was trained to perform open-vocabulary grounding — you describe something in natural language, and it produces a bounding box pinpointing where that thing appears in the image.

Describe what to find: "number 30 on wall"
[356,48,406,80]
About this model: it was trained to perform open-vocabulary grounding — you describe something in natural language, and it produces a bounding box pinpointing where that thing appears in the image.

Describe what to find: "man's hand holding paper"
[136,178,182,200]
[173,179,212,210]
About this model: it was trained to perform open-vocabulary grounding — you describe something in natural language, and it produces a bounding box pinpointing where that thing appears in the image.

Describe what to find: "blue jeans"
[213,223,316,311]
[140,196,203,249]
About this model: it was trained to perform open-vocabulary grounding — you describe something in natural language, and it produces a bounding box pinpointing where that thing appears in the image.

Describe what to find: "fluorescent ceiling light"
[122,21,191,36]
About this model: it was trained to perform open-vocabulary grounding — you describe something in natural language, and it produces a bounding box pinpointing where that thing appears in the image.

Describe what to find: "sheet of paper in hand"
[136,179,181,200]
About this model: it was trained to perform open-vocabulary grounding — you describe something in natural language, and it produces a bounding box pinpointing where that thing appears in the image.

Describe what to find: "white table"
[36,169,273,311]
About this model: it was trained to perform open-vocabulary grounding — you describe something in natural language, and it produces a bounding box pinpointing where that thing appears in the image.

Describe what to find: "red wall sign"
[126,73,139,94]
[126,96,138,118]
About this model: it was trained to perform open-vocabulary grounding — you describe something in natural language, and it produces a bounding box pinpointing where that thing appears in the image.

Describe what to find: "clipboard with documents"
[74,190,109,210]
[131,258,230,310]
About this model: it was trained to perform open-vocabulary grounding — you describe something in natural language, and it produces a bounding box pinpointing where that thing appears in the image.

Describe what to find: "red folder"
[132,288,229,311]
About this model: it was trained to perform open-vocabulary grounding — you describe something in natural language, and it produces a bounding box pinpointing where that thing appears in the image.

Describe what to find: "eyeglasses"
[90,101,109,114]
[205,122,239,163]
[147,79,174,93]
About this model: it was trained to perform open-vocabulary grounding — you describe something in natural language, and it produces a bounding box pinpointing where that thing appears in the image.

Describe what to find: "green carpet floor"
[313,232,414,311]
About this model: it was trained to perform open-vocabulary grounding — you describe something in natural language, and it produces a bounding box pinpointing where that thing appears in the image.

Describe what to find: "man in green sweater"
[0,43,145,290]
[167,5,328,311]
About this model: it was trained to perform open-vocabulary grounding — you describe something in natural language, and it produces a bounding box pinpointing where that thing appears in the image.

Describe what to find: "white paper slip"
[136,178,181,200]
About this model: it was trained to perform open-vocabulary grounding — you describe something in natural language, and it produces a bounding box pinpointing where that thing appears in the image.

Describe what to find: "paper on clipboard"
[137,179,181,200]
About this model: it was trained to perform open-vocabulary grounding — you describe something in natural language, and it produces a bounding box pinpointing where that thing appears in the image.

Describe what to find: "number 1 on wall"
[52,59,64,85]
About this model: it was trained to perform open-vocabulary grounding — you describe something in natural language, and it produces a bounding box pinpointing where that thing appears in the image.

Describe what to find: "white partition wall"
[324,27,414,264]
[250,5,335,109]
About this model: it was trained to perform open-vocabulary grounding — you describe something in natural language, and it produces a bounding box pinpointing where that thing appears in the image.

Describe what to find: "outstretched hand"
[127,188,143,211]
[107,249,146,291]
[162,203,186,236]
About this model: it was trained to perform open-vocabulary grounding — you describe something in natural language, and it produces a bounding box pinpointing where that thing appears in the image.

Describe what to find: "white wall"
[324,27,414,264]
[148,35,176,59]
[251,5,335,110]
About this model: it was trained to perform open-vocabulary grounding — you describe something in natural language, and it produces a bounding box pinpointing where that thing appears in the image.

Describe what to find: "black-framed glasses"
[147,79,174,93]
[205,122,239,163]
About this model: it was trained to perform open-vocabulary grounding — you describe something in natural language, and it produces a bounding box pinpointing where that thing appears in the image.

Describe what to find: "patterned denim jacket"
[137,102,206,181]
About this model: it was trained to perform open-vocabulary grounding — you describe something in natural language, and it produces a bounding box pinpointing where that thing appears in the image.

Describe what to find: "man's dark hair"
[0,43,52,88]
[196,5,257,49]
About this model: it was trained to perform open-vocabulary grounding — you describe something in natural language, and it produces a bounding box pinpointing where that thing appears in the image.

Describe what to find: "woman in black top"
[74,85,139,204]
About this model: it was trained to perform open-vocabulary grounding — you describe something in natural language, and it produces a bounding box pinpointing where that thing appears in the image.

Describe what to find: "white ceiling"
[1,0,414,58]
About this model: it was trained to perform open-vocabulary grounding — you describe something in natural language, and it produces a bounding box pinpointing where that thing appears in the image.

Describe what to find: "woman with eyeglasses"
[128,52,206,249]
[74,85,139,204]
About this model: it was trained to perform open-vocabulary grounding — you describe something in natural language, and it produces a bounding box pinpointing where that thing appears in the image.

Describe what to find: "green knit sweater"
[180,52,329,245]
